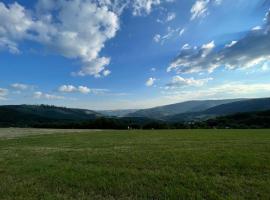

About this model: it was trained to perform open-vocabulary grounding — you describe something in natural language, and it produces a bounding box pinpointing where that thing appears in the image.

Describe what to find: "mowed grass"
[0,129,270,200]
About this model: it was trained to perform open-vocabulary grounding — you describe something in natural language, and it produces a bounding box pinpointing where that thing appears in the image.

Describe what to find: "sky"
[0,0,270,110]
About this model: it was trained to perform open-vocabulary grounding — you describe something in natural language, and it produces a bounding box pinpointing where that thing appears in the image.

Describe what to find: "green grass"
[0,129,270,199]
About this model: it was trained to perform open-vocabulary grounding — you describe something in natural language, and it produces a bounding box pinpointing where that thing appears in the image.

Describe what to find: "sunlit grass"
[0,129,269,199]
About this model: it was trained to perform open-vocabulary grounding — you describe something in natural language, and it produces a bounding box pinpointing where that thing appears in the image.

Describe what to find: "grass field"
[0,129,269,199]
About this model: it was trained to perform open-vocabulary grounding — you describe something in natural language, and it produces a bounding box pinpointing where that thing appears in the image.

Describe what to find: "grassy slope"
[0,130,269,199]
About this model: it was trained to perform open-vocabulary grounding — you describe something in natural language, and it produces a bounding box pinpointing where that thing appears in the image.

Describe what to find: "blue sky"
[0,0,270,110]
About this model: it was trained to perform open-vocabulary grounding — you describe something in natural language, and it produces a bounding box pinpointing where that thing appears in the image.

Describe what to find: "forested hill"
[0,105,101,126]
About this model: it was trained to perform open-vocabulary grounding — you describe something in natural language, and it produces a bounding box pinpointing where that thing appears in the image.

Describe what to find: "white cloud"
[261,62,270,71]
[33,91,64,100]
[103,69,111,76]
[132,0,175,16]
[10,83,31,90]
[0,0,176,77]
[201,40,215,57]
[0,1,119,77]
[157,11,176,23]
[252,26,262,31]
[162,82,270,102]
[166,76,213,88]
[168,10,270,74]
[1,0,174,76]
[132,0,161,16]
[179,28,185,36]
[58,85,77,93]
[190,0,222,20]
[146,77,156,87]
[0,88,8,100]
[0,2,32,54]
[154,27,184,44]
[58,85,91,94]
[153,34,161,43]
[166,12,176,22]
[190,0,209,20]
[78,86,91,94]
[182,43,190,49]
[225,40,237,48]
[214,0,223,5]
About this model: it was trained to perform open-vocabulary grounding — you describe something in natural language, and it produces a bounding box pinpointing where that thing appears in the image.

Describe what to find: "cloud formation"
[190,0,222,20]
[58,85,91,94]
[0,1,120,77]
[0,0,175,77]
[33,91,64,100]
[10,83,31,90]
[163,82,270,102]
[132,0,174,16]
[146,77,156,87]
[153,27,185,44]
[166,76,213,88]
[0,88,8,100]
[168,10,270,74]
[132,0,161,15]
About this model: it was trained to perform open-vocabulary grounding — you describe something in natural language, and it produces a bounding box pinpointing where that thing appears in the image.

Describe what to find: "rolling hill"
[99,109,138,117]
[126,99,243,120]
[1,97,270,128]
[167,98,270,122]
[0,105,102,126]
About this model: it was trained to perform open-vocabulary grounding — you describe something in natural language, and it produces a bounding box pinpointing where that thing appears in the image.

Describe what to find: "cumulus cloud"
[153,34,161,43]
[58,85,91,94]
[78,86,91,94]
[0,1,119,77]
[0,2,32,54]
[10,83,31,90]
[33,91,64,100]
[146,77,156,87]
[0,88,8,100]
[166,76,212,88]
[0,0,175,77]
[103,69,111,76]
[168,10,270,74]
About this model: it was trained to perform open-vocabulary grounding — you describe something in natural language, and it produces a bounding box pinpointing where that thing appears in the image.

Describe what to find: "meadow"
[0,129,269,199]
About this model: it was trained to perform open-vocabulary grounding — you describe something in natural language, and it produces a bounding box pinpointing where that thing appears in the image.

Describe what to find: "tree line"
[1,109,270,129]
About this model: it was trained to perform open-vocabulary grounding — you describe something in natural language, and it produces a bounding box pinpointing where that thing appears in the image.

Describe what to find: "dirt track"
[0,128,101,139]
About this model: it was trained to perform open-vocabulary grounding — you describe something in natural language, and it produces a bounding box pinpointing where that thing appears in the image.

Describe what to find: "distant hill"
[0,105,102,127]
[99,109,138,117]
[1,97,270,129]
[126,99,243,120]
[167,98,270,122]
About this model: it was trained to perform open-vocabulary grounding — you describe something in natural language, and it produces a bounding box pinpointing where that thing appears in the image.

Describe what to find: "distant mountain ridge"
[99,109,138,117]
[167,98,270,122]
[125,99,244,120]
[1,97,270,128]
